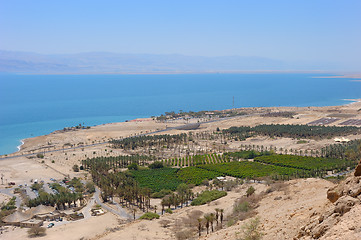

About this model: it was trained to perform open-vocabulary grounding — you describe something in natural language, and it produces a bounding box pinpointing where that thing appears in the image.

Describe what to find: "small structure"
[35,212,61,221]
[69,212,84,221]
[334,137,350,143]
[2,205,56,227]
[20,219,43,228]
[91,209,105,216]
[216,176,226,181]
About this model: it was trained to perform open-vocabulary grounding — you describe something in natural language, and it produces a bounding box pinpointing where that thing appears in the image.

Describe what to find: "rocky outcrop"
[299,195,359,239]
[354,159,361,177]
[299,170,361,239]
[326,176,361,203]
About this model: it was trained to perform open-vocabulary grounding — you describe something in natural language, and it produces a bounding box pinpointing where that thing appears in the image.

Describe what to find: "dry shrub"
[237,217,263,240]
[226,191,267,227]
[159,219,172,228]
[175,229,195,240]
[182,210,204,227]
[265,181,287,194]
[27,226,46,237]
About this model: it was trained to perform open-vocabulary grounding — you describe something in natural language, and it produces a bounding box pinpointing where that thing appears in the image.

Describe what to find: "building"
[3,205,56,227]
[20,219,43,228]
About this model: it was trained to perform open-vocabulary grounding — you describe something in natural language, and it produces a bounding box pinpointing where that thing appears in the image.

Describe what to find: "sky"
[0,0,360,69]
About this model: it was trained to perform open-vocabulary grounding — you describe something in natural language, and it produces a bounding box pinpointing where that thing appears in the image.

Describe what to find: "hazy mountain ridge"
[0,50,337,74]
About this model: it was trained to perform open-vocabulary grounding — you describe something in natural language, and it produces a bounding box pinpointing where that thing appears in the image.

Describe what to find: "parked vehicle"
[47,223,54,228]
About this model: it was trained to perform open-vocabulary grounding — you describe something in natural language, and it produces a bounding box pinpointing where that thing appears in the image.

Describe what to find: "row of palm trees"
[90,164,154,212]
[27,191,84,210]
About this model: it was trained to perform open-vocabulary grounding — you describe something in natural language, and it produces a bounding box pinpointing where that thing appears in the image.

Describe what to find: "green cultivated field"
[254,155,349,171]
[197,161,297,178]
[130,168,183,192]
[177,167,221,185]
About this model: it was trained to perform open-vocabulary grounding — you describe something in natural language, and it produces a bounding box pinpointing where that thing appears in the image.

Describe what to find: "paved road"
[94,187,131,219]
[25,186,37,199]
[0,188,21,208]
[324,170,353,178]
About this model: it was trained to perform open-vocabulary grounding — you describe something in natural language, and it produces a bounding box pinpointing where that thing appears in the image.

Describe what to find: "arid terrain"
[1,100,361,240]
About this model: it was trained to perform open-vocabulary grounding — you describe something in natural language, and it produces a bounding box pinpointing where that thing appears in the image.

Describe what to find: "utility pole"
[1,174,3,185]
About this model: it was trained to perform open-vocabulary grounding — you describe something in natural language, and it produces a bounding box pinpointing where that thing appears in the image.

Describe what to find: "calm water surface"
[0,73,360,155]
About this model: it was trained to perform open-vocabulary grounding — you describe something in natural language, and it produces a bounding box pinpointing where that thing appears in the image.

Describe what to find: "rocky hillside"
[298,160,361,240]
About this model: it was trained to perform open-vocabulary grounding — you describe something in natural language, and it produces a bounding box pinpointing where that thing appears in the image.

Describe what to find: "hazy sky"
[1,0,360,67]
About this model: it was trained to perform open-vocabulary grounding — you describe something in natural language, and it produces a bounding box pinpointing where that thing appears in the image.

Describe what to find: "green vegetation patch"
[198,161,297,178]
[191,190,227,206]
[1,197,16,211]
[254,155,349,171]
[223,124,360,139]
[223,150,271,160]
[177,167,220,185]
[130,168,183,192]
[139,212,160,220]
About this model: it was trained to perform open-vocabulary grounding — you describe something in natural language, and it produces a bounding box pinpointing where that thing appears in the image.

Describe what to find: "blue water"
[1,73,360,155]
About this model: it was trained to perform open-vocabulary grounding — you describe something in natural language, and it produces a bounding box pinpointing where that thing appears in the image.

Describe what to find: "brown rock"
[327,176,361,203]
[311,213,339,239]
[354,159,361,177]
[327,190,340,203]
[334,196,358,215]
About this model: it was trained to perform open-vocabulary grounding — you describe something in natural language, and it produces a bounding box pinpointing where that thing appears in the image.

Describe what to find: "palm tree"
[204,214,211,234]
[132,207,136,220]
[220,209,224,227]
[197,218,203,236]
[209,213,215,232]
[215,208,220,226]
[161,200,166,215]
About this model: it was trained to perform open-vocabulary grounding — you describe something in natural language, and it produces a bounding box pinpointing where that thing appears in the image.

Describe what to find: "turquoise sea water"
[0,73,360,155]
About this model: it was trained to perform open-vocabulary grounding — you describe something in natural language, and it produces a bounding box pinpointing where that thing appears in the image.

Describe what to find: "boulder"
[354,159,361,177]
[334,196,358,215]
[327,190,340,203]
[327,176,361,203]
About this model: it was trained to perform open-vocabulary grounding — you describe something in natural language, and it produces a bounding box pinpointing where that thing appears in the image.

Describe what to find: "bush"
[165,208,173,214]
[30,183,43,191]
[28,226,46,237]
[128,163,139,170]
[246,186,255,197]
[234,201,250,213]
[149,161,164,169]
[151,189,173,198]
[1,197,16,210]
[36,153,44,159]
[191,190,227,206]
[238,217,263,240]
[139,212,160,220]
[72,164,79,172]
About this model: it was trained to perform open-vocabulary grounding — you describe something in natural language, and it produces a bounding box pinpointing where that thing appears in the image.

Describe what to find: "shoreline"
[313,74,361,79]
[16,139,24,152]
[14,70,349,75]
[3,98,361,157]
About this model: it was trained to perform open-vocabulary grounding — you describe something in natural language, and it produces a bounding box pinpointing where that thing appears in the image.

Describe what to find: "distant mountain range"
[0,50,343,74]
